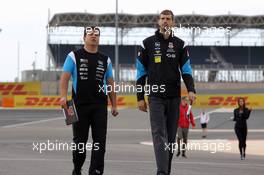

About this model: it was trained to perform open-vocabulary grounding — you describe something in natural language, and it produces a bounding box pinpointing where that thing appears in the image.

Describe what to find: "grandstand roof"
[48,13,264,29]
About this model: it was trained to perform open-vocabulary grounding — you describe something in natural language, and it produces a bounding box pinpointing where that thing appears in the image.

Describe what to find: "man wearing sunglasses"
[60,26,118,175]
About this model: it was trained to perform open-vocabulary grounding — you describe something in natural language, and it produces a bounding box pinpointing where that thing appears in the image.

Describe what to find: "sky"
[0,0,263,82]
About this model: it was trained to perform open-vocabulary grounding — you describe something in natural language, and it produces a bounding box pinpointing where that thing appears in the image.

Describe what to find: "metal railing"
[117,64,264,83]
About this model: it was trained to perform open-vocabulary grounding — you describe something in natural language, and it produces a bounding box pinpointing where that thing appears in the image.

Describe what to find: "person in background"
[233,97,252,160]
[176,97,195,158]
[199,109,210,138]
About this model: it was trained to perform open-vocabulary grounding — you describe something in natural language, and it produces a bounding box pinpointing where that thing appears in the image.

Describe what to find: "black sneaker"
[176,152,180,157]
[182,154,187,158]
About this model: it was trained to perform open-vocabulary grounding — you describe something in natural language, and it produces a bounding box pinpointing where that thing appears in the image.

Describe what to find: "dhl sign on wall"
[14,96,62,108]
[6,94,264,109]
[108,95,137,108]
[13,95,138,108]
[193,94,264,109]
[0,82,40,96]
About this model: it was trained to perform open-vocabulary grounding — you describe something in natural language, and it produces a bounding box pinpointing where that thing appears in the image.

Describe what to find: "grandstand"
[49,44,264,67]
[22,13,264,83]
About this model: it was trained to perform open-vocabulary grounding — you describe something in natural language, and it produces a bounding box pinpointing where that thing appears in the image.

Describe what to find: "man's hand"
[111,106,119,117]
[60,97,67,109]
[138,100,148,112]
[188,92,196,104]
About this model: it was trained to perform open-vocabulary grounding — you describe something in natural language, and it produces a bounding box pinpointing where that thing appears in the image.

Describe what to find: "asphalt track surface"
[0,108,263,175]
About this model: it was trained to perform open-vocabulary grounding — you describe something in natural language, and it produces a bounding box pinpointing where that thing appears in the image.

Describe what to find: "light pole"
[115,0,119,82]
[17,41,20,82]
[32,51,38,81]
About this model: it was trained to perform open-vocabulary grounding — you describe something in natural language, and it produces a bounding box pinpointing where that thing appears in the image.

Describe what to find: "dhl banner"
[193,94,264,109]
[12,95,138,109]
[0,82,41,96]
[108,95,137,108]
[4,94,264,109]
[14,96,63,108]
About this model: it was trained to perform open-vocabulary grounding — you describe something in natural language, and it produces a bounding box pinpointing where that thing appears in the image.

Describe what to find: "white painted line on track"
[107,129,264,132]
[1,117,63,128]
[0,158,263,167]
[0,108,124,129]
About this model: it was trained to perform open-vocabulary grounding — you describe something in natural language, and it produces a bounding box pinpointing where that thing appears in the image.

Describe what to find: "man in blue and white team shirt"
[60,26,118,175]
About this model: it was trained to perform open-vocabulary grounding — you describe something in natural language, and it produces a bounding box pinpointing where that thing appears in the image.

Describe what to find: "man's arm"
[59,52,75,108]
[180,45,196,102]
[136,43,148,112]
[105,57,118,116]
[107,78,118,116]
[60,73,71,108]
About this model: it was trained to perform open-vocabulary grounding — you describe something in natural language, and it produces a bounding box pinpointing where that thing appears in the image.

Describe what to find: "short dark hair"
[160,9,174,21]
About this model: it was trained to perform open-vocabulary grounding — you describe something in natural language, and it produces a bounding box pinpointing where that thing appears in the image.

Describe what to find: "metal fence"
[117,64,264,83]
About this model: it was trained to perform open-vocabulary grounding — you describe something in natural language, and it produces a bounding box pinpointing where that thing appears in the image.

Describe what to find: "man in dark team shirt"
[60,26,118,175]
[136,10,196,175]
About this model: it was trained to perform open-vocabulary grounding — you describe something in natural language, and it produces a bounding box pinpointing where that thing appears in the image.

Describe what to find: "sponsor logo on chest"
[167,42,175,53]
[79,58,89,80]
[96,60,105,81]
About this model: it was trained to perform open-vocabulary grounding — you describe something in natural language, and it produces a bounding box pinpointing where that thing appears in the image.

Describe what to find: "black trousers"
[72,104,107,175]
[235,126,247,156]
[148,96,180,175]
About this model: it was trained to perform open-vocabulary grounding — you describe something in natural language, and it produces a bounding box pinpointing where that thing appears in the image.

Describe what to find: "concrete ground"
[0,108,263,175]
